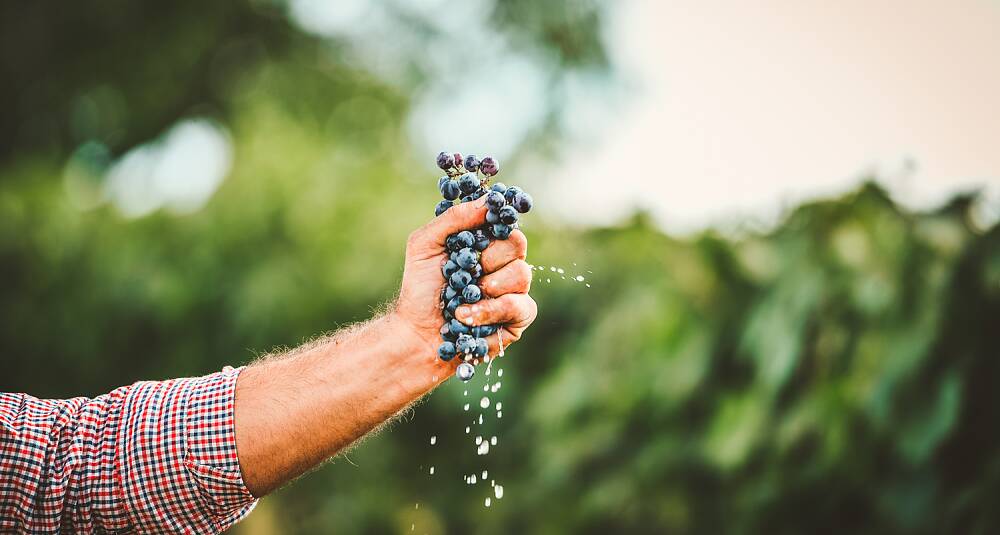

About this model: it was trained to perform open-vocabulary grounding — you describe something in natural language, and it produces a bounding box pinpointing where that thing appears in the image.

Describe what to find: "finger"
[479,229,527,273]
[456,293,537,331]
[415,197,488,249]
[478,259,532,298]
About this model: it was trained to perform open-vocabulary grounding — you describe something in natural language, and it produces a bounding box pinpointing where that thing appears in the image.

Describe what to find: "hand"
[393,197,537,365]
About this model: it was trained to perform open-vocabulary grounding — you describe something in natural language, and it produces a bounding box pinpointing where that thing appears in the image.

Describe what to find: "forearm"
[233,311,447,496]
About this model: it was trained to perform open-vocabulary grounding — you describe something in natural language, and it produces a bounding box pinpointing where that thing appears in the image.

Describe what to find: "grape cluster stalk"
[432,151,533,382]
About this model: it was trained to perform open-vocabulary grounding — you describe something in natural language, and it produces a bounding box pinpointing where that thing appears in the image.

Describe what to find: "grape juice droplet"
[480,396,490,408]
[430,436,436,445]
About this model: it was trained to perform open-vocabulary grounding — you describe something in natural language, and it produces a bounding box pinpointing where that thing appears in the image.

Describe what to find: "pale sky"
[544,0,1000,231]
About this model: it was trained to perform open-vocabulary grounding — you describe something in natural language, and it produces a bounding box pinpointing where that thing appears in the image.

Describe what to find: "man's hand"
[394,196,538,363]
[233,200,537,496]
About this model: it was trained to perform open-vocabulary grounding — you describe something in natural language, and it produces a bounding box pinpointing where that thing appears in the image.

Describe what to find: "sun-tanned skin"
[233,196,537,497]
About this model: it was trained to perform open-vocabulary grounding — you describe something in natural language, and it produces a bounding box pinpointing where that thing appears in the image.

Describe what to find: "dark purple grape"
[449,270,472,290]
[438,176,449,190]
[437,151,455,170]
[498,205,518,225]
[464,155,480,172]
[440,180,460,201]
[491,223,513,240]
[512,191,533,213]
[435,200,453,217]
[504,185,522,205]
[442,259,460,279]
[458,173,480,195]
[469,263,483,279]
[473,324,498,337]
[449,318,471,336]
[462,284,482,304]
[453,153,463,169]
[480,156,499,177]
[485,191,505,211]
[438,341,457,361]
[456,334,476,355]
[473,230,491,251]
[441,323,457,341]
[455,248,478,270]
[446,296,463,315]
[490,182,507,193]
[486,210,500,224]
[472,188,487,200]
[455,230,476,249]
[446,234,464,252]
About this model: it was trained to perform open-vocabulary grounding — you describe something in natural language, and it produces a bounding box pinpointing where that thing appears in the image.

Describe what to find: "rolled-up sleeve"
[0,367,258,533]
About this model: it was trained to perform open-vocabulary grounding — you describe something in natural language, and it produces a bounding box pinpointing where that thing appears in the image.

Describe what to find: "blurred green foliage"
[2,2,999,534]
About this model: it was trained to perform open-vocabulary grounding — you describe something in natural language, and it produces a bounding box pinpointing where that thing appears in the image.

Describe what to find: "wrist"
[378,311,455,395]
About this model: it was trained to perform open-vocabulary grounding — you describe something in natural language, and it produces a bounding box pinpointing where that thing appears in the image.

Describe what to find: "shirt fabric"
[0,367,258,533]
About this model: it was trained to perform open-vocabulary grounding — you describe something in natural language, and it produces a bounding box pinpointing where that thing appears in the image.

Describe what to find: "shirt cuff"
[118,366,258,533]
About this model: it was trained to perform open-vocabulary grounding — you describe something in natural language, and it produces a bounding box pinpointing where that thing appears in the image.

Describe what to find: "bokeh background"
[2,1,999,533]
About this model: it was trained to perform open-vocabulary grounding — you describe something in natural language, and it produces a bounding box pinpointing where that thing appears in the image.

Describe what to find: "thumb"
[417,197,489,248]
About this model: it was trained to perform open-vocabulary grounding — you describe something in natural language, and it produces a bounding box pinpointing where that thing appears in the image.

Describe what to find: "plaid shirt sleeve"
[0,366,258,534]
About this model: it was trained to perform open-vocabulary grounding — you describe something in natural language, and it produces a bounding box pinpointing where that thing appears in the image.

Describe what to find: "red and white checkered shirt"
[0,367,258,533]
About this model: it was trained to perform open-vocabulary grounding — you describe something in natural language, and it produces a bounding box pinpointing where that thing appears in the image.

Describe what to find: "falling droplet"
[496,402,503,411]
[463,390,468,396]
[465,426,470,434]
[483,384,489,392]
[475,436,483,445]
[575,275,585,282]
[470,474,477,484]
[429,466,435,475]
[491,382,501,393]
[490,436,497,445]
[497,411,503,418]
[415,503,419,510]
[557,268,565,274]
[550,266,557,272]
[430,436,436,445]
[495,485,504,499]
[485,497,492,507]
[478,414,484,425]
[478,441,490,455]
[463,403,470,411]
[497,369,503,377]
[480,396,490,408]
[546,278,551,283]
[482,470,488,479]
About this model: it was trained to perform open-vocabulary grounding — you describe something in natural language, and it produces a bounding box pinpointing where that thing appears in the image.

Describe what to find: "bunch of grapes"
[432,151,533,382]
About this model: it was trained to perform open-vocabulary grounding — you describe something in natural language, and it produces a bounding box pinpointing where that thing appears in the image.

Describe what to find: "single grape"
[486,210,501,225]
[469,263,483,279]
[444,285,458,301]
[446,296,463,315]
[491,223,513,240]
[498,205,518,225]
[462,284,482,304]
[442,259,459,279]
[473,230,491,251]
[458,173,481,195]
[455,248,478,270]
[440,180,460,201]
[474,337,488,357]
[472,324,497,337]
[480,156,499,177]
[449,318,471,336]
[512,191,533,213]
[441,323,457,341]
[472,188,487,200]
[456,334,476,355]
[453,152,463,168]
[449,270,472,290]
[504,185,522,204]
[438,176,449,190]
[435,200,453,216]
[485,191,505,211]
[437,151,454,170]
[490,182,507,193]
[464,155,480,171]
[446,235,462,252]
[455,230,475,249]
[438,341,457,361]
